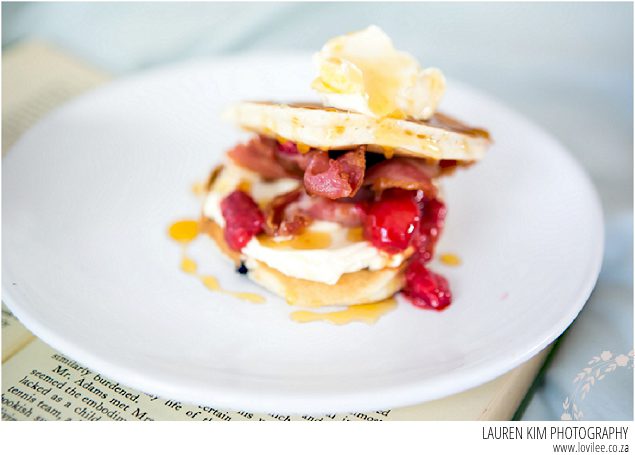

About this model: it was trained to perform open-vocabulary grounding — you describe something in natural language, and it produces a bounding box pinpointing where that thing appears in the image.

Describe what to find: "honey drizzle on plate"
[168,219,264,304]
[291,298,397,325]
[169,219,397,322]
[200,275,265,303]
[191,182,207,197]
[439,253,462,267]
[180,255,198,274]
[169,220,199,243]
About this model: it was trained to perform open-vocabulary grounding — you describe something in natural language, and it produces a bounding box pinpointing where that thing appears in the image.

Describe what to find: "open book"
[1,41,550,421]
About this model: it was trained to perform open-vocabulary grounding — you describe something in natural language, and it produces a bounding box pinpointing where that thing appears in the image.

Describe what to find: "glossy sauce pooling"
[346,227,365,243]
[439,253,461,266]
[258,231,332,250]
[168,220,199,243]
[191,182,207,197]
[290,298,397,325]
[169,219,396,321]
[201,275,265,304]
[168,219,265,304]
[180,256,198,274]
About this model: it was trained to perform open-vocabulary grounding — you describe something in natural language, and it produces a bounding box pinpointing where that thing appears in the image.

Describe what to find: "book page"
[2,40,549,421]
[2,304,35,363]
[2,40,109,154]
[1,322,548,421]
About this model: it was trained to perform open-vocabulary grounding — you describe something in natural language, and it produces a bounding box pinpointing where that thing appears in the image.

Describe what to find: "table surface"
[3,2,633,420]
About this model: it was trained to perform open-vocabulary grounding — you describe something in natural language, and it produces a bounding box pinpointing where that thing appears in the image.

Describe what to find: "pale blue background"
[3,2,633,420]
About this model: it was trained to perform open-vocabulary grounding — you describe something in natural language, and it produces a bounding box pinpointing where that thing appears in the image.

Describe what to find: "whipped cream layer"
[203,161,407,284]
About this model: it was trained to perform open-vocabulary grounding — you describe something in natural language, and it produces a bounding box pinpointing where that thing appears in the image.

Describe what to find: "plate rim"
[2,54,605,414]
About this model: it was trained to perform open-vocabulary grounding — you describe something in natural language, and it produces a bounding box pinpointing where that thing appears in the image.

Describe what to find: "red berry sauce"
[362,189,420,254]
[362,188,452,311]
[220,190,265,251]
[403,256,452,310]
[414,197,447,263]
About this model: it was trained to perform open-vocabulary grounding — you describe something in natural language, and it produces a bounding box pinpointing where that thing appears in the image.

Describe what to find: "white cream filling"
[203,159,300,228]
[203,161,406,285]
[242,221,404,285]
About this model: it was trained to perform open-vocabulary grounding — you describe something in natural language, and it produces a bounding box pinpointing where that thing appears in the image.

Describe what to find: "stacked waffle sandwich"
[200,26,491,310]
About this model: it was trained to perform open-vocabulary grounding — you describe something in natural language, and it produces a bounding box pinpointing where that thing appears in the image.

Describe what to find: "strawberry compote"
[403,256,452,310]
[362,189,452,311]
[363,189,420,254]
[220,190,265,251]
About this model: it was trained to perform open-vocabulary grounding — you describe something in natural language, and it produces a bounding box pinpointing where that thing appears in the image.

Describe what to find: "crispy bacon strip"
[364,157,439,198]
[227,136,297,180]
[303,146,366,199]
[275,148,313,176]
[263,187,368,235]
[263,188,311,236]
[305,197,365,227]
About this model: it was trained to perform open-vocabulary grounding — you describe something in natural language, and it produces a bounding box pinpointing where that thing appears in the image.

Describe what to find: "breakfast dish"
[200,26,491,310]
[3,48,603,413]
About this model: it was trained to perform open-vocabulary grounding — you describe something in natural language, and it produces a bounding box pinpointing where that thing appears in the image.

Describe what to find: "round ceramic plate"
[3,55,603,414]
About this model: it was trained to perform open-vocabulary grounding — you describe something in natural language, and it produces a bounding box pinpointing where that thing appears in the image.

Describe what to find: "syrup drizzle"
[346,227,365,243]
[168,219,265,304]
[201,275,265,304]
[169,220,199,243]
[439,253,461,266]
[191,182,207,197]
[168,212,398,322]
[258,231,332,250]
[291,298,397,325]
[180,255,198,274]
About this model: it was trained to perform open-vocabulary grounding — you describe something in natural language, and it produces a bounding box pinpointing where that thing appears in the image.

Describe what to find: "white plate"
[2,55,603,414]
